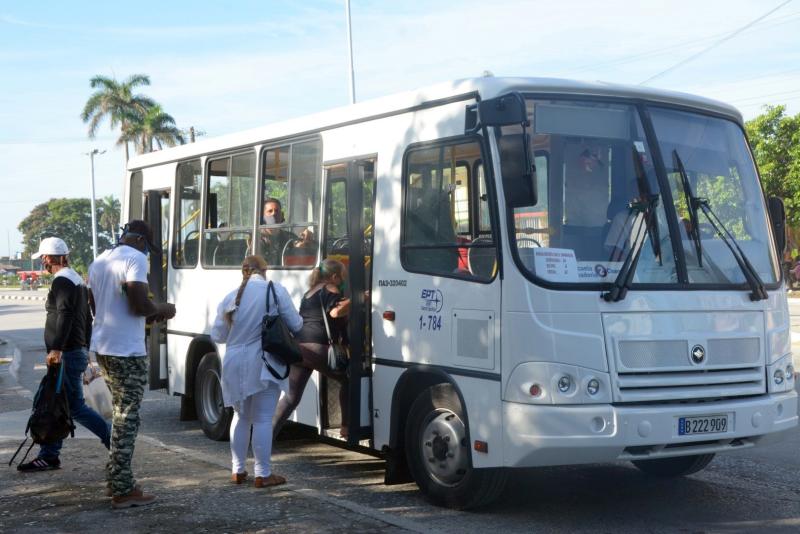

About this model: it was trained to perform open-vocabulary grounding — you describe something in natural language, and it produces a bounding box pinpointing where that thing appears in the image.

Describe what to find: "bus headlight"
[768,354,794,393]
[504,362,611,404]
[557,375,572,393]
[774,369,784,385]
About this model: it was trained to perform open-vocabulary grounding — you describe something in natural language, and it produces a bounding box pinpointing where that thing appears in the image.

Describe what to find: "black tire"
[194,352,232,441]
[404,384,507,509]
[632,453,715,477]
[179,393,197,421]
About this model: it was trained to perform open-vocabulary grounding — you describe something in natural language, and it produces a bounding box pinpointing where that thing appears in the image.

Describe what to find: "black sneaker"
[17,457,60,472]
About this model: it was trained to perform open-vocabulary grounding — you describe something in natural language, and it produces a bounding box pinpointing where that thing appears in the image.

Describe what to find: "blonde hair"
[308,258,346,289]
[224,255,269,325]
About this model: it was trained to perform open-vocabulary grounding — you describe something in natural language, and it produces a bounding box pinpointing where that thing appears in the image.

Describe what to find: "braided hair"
[224,255,269,325]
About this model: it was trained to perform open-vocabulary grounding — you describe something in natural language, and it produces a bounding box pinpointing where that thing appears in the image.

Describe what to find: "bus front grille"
[612,337,766,403]
[615,366,766,403]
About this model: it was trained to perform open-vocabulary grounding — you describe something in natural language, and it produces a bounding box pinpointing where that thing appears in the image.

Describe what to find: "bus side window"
[173,160,202,268]
[259,139,321,268]
[401,139,497,280]
[202,153,255,268]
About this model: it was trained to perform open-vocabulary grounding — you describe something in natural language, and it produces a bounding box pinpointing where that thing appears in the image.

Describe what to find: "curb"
[0,293,46,302]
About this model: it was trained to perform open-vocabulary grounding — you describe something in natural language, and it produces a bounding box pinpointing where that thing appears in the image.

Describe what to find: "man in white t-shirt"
[89,220,176,509]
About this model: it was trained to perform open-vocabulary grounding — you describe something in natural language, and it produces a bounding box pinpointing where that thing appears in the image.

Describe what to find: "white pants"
[230,382,280,478]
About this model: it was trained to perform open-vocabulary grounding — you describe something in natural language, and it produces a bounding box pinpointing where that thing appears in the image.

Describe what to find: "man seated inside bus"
[296,227,316,249]
[259,198,297,266]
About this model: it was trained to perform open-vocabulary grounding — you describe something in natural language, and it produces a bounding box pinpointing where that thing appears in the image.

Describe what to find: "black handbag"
[261,281,302,380]
[320,291,349,374]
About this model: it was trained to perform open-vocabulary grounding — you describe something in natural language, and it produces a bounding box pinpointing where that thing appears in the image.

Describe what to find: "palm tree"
[98,195,121,239]
[80,74,156,162]
[121,105,185,154]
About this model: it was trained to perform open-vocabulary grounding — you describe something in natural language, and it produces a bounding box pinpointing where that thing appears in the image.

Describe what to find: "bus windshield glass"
[507,99,778,287]
[649,107,778,285]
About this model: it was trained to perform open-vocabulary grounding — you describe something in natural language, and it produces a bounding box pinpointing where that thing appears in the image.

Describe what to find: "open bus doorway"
[322,158,376,445]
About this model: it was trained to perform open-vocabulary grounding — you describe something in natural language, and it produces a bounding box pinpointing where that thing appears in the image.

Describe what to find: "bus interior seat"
[283,240,317,267]
[560,225,605,260]
[467,237,497,278]
[405,189,459,273]
[212,239,249,266]
[183,238,199,265]
[559,143,610,260]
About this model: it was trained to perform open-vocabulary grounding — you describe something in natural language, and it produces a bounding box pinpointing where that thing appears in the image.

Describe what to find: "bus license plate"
[677,414,729,436]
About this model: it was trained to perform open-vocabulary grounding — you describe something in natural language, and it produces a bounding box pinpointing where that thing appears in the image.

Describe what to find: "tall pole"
[85,148,106,260]
[345,0,356,104]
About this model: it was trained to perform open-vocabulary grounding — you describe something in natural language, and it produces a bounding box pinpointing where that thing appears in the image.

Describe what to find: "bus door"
[323,158,376,445]
[143,189,170,390]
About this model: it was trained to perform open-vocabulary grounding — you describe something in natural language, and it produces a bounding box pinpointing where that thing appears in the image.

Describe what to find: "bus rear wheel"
[195,352,232,441]
[632,453,715,477]
[404,384,506,509]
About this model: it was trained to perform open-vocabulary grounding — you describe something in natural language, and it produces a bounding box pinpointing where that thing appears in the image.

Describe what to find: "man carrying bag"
[16,237,111,472]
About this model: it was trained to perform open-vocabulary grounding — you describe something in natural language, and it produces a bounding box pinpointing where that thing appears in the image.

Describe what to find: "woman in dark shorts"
[273,258,351,438]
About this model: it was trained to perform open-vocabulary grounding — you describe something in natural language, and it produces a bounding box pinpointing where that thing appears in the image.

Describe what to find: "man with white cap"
[17,237,111,472]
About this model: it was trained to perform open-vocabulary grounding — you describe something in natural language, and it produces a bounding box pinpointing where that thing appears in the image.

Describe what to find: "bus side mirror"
[768,196,786,256]
[475,93,537,207]
[498,133,537,208]
[477,93,527,126]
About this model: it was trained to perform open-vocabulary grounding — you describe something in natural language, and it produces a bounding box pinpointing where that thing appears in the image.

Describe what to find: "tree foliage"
[81,74,156,161]
[98,195,121,237]
[746,105,800,226]
[17,198,117,273]
[81,73,184,159]
[121,104,185,154]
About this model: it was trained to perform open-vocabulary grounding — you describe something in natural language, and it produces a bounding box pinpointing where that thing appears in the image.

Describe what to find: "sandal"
[231,471,248,484]
[254,474,286,488]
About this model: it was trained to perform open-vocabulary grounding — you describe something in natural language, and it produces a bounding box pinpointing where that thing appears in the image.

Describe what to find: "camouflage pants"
[96,354,148,497]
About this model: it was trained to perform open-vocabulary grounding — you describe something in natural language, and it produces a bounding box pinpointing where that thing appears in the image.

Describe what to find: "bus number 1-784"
[419,314,442,331]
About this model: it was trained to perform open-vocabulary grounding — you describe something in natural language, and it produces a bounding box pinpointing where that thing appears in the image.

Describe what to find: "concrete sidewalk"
[0,435,420,534]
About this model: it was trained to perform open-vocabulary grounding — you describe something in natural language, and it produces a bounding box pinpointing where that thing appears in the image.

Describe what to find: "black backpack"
[8,363,75,466]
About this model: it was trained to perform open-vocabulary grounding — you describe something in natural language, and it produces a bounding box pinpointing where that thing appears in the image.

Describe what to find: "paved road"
[2,300,799,533]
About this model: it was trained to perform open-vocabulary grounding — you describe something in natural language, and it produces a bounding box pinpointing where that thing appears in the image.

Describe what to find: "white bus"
[125,77,798,509]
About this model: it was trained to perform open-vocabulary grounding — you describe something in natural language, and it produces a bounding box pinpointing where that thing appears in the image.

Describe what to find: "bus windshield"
[507,98,779,288]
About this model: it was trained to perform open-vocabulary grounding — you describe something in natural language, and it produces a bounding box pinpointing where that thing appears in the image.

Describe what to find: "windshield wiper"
[696,198,768,301]
[673,150,703,267]
[632,146,662,263]
[672,150,766,301]
[602,194,659,302]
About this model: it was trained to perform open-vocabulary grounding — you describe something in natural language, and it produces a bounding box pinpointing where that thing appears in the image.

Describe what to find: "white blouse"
[211,274,303,408]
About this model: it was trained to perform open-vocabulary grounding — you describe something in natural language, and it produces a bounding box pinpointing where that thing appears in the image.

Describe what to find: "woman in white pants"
[211,255,302,488]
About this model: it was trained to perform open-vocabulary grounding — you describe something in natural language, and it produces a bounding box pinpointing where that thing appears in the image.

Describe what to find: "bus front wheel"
[195,352,232,441]
[404,384,506,509]
[632,453,715,477]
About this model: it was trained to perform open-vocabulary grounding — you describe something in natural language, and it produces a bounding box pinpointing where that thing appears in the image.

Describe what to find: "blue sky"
[1,0,799,256]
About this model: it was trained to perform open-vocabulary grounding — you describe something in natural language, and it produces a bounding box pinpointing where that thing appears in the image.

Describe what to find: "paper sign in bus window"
[533,248,578,282]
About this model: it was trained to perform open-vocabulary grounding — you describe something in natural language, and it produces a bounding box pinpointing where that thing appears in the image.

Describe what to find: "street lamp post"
[345,0,356,104]
[85,148,106,259]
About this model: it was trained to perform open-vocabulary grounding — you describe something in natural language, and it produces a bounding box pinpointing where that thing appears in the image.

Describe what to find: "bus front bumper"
[502,390,798,468]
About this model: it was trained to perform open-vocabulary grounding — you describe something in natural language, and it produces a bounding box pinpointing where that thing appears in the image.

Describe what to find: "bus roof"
[128,76,742,171]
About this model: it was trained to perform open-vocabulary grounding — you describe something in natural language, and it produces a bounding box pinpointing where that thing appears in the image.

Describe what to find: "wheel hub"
[201,369,223,425]
[421,410,468,486]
